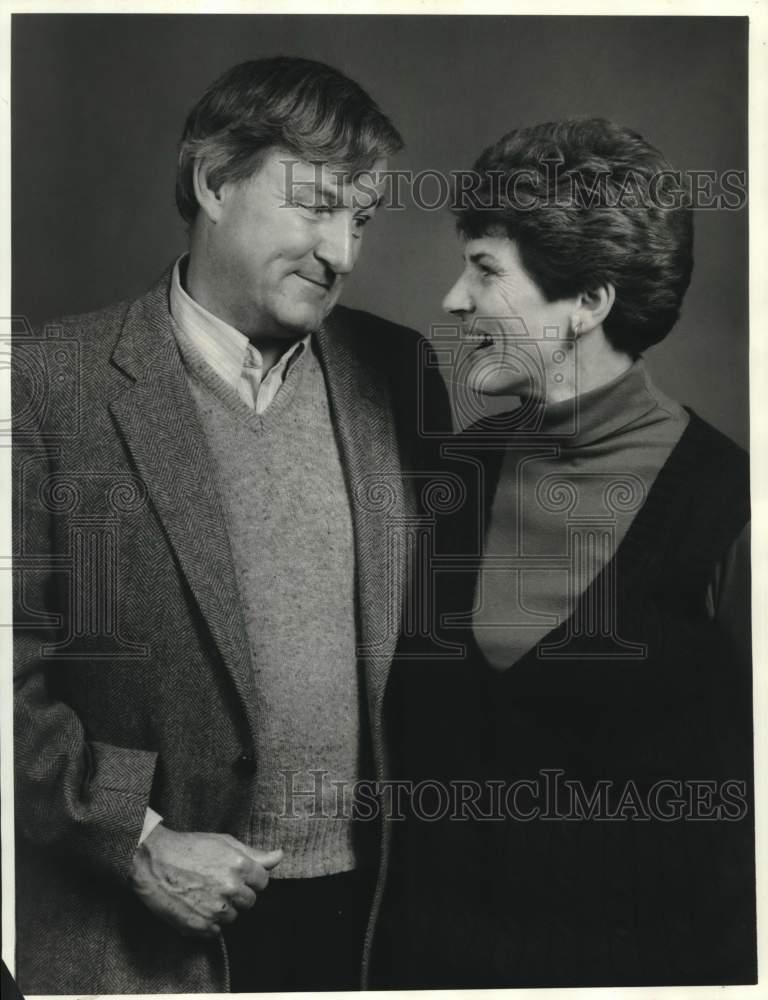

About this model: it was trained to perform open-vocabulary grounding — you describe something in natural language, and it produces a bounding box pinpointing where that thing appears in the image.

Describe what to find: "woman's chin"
[463,367,534,398]
[459,349,542,398]
[470,380,522,397]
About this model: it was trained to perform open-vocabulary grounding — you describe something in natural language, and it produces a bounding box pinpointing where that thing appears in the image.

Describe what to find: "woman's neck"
[542,327,633,405]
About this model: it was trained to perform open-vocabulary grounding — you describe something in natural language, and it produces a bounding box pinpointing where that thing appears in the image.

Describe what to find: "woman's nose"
[442,275,472,317]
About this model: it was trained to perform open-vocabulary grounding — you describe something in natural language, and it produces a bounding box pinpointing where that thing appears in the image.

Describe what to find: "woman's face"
[443,235,576,399]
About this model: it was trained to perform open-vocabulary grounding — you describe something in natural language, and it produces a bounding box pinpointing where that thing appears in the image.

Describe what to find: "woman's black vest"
[379,411,754,988]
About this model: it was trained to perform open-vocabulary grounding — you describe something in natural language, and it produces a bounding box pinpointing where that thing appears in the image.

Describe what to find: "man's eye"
[292,201,332,215]
[354,215,372,229]
[478,266,496,280]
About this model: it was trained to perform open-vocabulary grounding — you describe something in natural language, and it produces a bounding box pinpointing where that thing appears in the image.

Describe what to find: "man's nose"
[442,274,473,317]
[316,214,357,276]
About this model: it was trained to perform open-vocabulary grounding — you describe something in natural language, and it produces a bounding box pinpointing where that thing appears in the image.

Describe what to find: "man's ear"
[192,158,227,223]
[576,283,616,335]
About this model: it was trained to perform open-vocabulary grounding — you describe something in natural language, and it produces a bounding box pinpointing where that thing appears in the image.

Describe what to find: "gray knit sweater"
[175,328,371,878]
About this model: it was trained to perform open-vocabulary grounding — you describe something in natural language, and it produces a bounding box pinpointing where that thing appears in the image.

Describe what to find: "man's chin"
[276,302,333,336]
[278,310,325,338]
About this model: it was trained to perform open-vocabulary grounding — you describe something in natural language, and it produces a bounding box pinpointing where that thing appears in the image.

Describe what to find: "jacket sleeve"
[13,365,158,883]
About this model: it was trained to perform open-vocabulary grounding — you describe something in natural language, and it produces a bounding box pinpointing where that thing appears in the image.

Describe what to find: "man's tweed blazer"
[12,268,451,994]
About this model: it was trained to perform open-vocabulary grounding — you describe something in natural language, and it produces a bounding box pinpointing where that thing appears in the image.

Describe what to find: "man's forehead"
[273,151,388,207]
[281,156,387,186]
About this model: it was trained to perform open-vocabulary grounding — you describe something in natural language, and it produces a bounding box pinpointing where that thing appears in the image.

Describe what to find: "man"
[13,57,450,994]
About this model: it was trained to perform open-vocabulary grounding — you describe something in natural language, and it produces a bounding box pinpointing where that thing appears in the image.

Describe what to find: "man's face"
[204,148,387,338]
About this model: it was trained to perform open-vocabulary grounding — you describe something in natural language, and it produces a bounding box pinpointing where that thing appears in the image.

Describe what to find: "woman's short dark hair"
[175,57,403,224]
[454,118,694,356]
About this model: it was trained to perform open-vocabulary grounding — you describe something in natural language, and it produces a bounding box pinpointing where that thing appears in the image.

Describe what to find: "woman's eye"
[354,215,371,229]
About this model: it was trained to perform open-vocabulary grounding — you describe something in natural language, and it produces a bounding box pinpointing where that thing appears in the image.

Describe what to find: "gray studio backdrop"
[12,15,748,447]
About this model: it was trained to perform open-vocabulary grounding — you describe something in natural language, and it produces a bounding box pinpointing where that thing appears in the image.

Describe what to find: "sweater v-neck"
[172,314,308,435]
[469,362,692,670]
[479,409,749,714]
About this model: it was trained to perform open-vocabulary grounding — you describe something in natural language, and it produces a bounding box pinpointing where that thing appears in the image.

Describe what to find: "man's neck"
[182,253,300,377]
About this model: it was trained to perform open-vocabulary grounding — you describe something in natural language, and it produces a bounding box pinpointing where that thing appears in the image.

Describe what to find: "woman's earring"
[568,316,582,348]
[571,316,582,338]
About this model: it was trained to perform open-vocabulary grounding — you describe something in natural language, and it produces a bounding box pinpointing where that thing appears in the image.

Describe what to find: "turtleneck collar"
[528,359,679,447]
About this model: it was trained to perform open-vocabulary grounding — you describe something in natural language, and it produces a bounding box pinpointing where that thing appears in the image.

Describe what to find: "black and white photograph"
[3,5,764,997]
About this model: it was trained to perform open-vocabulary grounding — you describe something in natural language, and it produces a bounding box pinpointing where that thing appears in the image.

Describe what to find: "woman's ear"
[192,158,227,224]
[575,283,616,335]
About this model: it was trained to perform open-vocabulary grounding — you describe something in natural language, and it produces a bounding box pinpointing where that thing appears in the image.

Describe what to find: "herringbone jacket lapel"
[316,314,410,728]
[108,273,258,734]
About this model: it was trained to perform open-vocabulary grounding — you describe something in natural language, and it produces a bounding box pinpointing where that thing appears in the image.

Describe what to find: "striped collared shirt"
[169,256,309,414]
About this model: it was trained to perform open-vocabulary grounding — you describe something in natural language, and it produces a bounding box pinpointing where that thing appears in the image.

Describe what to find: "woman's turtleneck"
[472,359,689,670]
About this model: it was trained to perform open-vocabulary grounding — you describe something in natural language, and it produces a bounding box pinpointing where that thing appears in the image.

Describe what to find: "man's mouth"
[296,272,333,291]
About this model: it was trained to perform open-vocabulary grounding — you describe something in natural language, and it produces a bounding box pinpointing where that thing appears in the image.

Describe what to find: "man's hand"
[129,824,283,938]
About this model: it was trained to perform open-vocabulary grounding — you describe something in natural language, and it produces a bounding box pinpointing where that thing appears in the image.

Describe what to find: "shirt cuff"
[139,807,164,845]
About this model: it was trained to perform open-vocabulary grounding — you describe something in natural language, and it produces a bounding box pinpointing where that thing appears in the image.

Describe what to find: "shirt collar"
[169,255,309,392]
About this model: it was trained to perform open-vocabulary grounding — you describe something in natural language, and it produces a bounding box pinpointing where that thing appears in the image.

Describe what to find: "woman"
[380,119,753,988]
